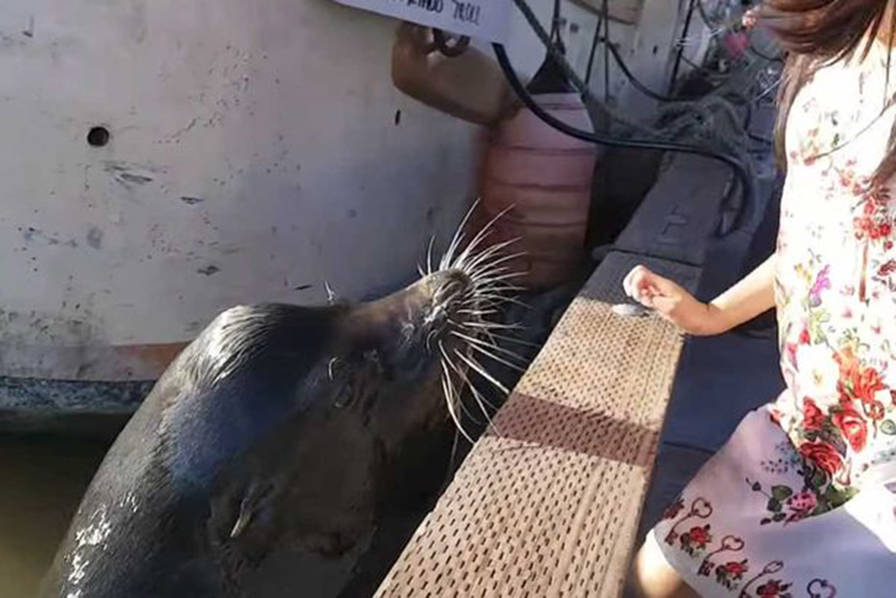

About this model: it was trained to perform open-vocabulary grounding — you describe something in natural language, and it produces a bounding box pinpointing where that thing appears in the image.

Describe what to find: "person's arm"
[622,254,776,336]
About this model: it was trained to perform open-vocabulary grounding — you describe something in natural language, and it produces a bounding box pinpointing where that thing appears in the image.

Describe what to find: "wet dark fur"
[42,273,467,598]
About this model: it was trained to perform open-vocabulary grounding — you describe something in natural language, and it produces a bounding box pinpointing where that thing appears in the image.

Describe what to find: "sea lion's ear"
[230,479,278,539]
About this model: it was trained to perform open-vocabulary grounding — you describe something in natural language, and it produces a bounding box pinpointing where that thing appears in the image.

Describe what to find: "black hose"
[601,38,685,103]
[602,0,610,104]
[584,13,602,85]
[669,0,698,95]
[492,43,755,235]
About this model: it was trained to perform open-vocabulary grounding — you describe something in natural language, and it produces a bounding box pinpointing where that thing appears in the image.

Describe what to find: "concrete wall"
[0,0,492,379]
[0,0,715,381]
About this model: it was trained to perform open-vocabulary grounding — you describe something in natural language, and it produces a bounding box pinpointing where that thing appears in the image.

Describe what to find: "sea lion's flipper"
[230,479,278,539]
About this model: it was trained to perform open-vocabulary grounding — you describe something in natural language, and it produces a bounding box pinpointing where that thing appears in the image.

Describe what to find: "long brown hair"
[761,0,896,184]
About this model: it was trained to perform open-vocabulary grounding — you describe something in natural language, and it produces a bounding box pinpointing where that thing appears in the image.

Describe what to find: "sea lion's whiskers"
[426,236,436,275]
[452,364,505,437]
[468,253,528,279]
[458,369,502,414]
[441,199,480,270]
[439,355,474,443]
[467,247,526,271]
[475,283,526,294]
[472,294,531,310]
[450,331,529,365]
[477,331,541,349]
[439,342,490,427]
[467,342,528,373]
[470,266,514,282]
[472,272,529,286]
[452,204,516,270]
[457,309,501,317]
[460,237,521,273]
[453,349,510,395]
[440,342,497,426]
[458,320,525,332]
[470,262,525,283]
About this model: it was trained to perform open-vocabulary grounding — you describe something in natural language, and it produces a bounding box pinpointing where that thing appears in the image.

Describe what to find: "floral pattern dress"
[649,42,896,597]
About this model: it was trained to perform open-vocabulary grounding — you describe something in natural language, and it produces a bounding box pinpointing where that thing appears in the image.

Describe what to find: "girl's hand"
[622,266,725,336]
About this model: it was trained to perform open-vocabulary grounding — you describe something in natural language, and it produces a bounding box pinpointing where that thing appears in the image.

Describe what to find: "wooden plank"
[614,153,734,266]
[374,251,698,597]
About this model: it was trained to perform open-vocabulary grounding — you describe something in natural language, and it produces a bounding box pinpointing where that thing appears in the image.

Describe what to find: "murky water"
[0,434,109,597]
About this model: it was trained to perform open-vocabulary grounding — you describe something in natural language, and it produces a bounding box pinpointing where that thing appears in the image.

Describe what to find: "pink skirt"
[648,405,896,597]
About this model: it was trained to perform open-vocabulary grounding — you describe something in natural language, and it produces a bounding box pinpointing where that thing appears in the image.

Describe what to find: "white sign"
[333,0,513,43]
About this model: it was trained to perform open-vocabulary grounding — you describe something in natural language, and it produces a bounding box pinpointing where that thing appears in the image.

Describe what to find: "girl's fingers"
[622,266,642,298]
[624,265,651,299]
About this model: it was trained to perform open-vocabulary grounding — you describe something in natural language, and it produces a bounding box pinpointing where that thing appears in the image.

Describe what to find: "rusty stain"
[118,342,188,373]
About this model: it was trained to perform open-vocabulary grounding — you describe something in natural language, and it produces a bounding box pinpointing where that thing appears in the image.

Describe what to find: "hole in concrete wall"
[87,126,110,147]
[394,110,402,126]
[652,45,658,55]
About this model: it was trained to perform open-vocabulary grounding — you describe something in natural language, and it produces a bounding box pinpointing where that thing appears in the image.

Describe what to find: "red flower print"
[869,400,886,420]
[724,560,748,577]
[785,490,818,522]
[802,398,825,431]
[662,498,684,520]
[785,342,798,369]
[853,366,884,404]
[836,348,884,403]
[852,186,894,242]
[878,259,896,277]
[835,348,859,379]
[757,579,792,597]
[799,328,811,345]
[799,441,843,475]
[684,525,711,549]
[688,525,710,545]
[832,406,868,452]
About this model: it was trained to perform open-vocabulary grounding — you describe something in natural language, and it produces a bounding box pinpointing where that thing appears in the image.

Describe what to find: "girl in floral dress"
[626,2,896,597]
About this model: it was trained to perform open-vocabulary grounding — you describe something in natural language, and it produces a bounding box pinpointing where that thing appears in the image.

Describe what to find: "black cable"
[492,43,755,235]
[601,37,689,103]
[550,0,561,41]
[584,12,603,85]
[669,0,698,95]
[695,0,717,31]
[602,0,610,104]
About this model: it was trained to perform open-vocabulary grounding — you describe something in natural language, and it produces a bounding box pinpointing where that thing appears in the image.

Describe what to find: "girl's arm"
[622,253,777,336]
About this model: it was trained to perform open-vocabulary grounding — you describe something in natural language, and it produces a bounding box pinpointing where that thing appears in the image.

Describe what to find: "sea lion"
[40,208,520,598]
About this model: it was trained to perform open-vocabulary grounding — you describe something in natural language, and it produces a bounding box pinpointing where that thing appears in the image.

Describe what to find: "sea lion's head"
[42,203,521,598]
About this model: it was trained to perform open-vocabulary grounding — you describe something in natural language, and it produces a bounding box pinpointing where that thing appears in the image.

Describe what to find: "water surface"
[0,434,109,597]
